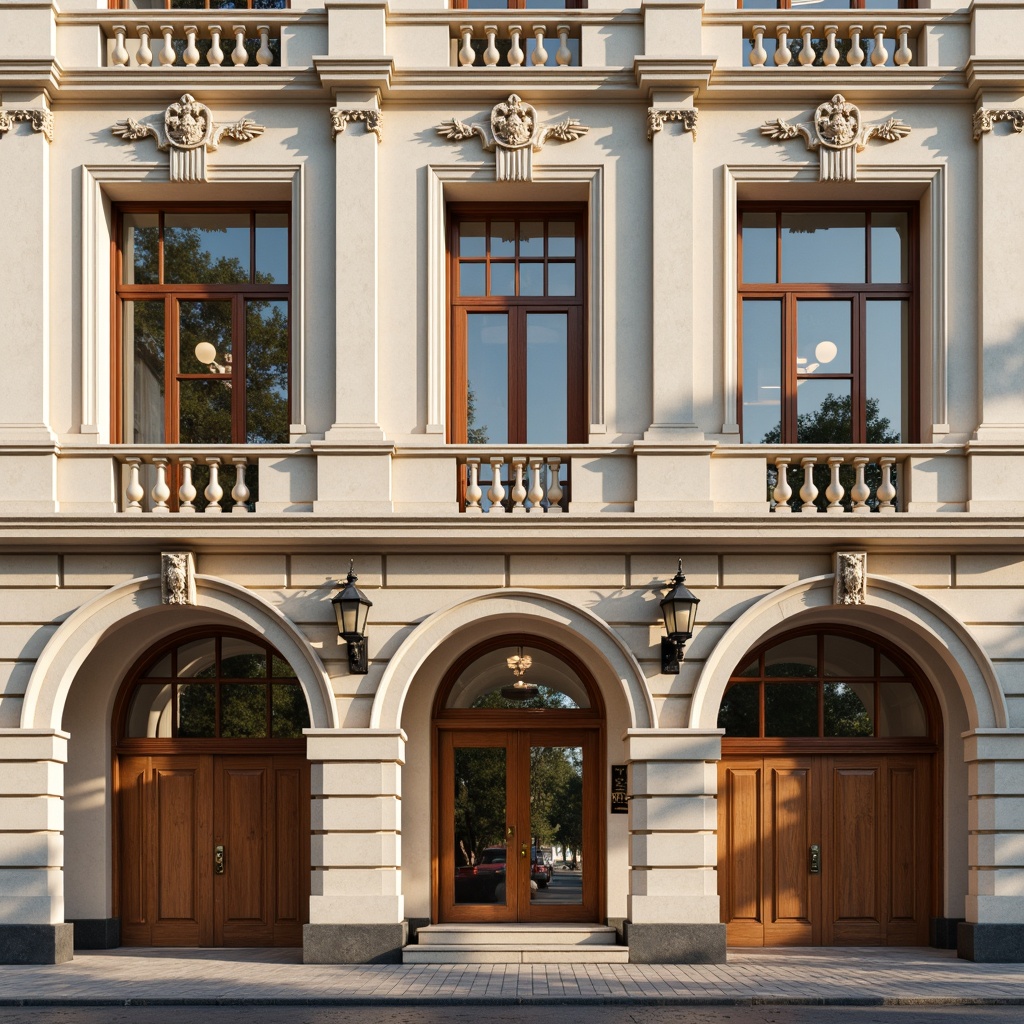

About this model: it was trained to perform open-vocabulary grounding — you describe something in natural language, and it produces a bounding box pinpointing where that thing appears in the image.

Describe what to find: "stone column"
[304,728,406,963]
[624,728,725,962]
[0,730,72,964]
[959,728,1024,962]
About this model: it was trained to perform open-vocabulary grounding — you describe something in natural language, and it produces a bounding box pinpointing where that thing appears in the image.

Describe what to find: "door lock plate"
[809,843,821,874]
[214,844,225,875]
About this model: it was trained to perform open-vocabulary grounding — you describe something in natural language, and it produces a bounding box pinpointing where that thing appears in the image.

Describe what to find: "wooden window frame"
[107,1,289,10]
[737,201,919,445]
[736,2,917,9]
[452,1,586,10]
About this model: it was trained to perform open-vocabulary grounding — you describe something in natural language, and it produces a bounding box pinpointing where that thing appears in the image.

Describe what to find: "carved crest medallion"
[165,94,212,150]
[492,94,536,149]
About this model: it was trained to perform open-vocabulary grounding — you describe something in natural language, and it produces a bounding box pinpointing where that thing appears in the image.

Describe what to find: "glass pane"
[524,0,569,7]
[548,222,575,257]
[164,213,249,284]
[271,655,296,678]
[271,684,310,738]
[220,638,267,678]
[490,221,516,257]
[221,683,268,738]
[459,262,486,297]
[453,746,508,906]
[871,212,908,283]
[255,212,288,284]
[797,300,851,375]
[467,313,508,445]
[179,300,232,375]
[742,300,781,443]
[718,683,760,737]
[765,683,818,737]
[824,681,874,737]
[449,646,590,710]
[526,313,567,445]
[742,212,776,283]
[741,0,782,7]
[520,262,544,296]
[460,222,486,257]
[879,653,903,677]
[531,746,583,905]
[793,0,856,7]
[122,213,159,285]
[797,379,852,444]
[179,379,233,444]
[735,658,759,678]
[246,299,290,443]
[866,300,907,444]
[177,682,216,737]
[765,635,817,677]
[177,638,217,678]
[124,301,165,444]
[126,683,173,738]
[490,263,515,297]
[782,212,866,284]
[548,263,576,296]
[878,683,927,736]
[520,221,544,257]
[142,652,172,677]
[824,634,874,677]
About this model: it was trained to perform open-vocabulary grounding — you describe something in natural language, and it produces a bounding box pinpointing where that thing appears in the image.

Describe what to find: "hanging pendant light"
[501,645,539,701]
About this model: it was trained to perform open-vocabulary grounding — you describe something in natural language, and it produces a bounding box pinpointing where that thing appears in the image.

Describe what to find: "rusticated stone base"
[0,924,74,964]
[69,918,120,950]
[303,922,408,964]
[958,922,1024,962]
[624,922,727,963]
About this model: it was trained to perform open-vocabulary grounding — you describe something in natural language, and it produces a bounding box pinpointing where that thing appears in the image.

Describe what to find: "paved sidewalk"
[1,947,1023,1006]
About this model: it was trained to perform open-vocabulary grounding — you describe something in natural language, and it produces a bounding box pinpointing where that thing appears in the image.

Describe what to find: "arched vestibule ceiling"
[370,590,654,731]
[690,574,1007,732]
[21,575,338,732]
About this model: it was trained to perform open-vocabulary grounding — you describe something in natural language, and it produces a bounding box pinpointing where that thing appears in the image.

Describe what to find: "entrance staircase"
[402,923,629,963]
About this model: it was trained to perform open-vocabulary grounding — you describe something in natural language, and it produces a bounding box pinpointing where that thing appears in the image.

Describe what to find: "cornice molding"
[313,56,394,93]
[633,56,716,97]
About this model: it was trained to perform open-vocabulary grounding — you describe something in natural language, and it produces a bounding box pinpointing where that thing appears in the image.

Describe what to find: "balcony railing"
[106,18,281,68]
[453,22,579,69]
[768,451,901,514]
[745,22,914,69]
[460,452,569,514]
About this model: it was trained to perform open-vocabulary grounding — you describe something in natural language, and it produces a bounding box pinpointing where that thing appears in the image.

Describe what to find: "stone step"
[414,923,619,947]
[402,943,631,964]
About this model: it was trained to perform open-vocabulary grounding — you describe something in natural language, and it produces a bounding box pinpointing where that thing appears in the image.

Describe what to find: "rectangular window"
[738,205,916,446]
[738,2,915,8]
[108,2,288,9]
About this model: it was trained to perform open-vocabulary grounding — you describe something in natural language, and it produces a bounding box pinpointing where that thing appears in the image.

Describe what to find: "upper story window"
[739,204,917,446]
[454,1,585,8]
[114,205,290,447]
[448,207,587,446]
[737,2,916,9]
[108,2,289,9]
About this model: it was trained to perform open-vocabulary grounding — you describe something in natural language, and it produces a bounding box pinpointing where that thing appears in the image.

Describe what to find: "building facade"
[1,0,1024,967]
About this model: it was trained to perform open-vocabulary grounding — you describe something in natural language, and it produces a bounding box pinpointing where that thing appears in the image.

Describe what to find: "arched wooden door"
[716,627,940,946]
[113,628,312,947]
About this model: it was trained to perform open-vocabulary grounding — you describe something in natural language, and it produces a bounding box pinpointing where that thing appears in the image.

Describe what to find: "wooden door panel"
[885,756,932,945]
[718,762,764,945]
[272,757,310,945]
[118,757,149,939]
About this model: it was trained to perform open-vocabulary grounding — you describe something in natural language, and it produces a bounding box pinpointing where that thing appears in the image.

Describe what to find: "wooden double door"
[117,753,310,947]
[718,754,934,946]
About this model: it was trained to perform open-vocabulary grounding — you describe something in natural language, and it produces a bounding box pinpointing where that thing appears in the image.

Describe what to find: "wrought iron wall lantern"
[660,559,700,674]
[332,562,373,674]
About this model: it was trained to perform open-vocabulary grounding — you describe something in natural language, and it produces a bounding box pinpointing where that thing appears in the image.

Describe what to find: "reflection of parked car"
[531,848,552,888]
[455,849,506,903]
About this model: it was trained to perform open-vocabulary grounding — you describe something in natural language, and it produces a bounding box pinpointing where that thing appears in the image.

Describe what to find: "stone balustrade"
[120,451,256,514]
[769,451,902,514]
[105,18,280,68]
[461,453,568,514]
[745,21,913,69]
[453,21,579,69]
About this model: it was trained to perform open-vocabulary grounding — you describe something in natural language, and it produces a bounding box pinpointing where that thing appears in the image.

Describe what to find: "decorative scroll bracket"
[0,108,53,143]
[436,93,589,182]
[760,94,910,182]
[973,108,1024,142]
[112,94,265,182]
[834,551,868,606]
[161,551,197,607]
[647,108,698,142]
[331,107,383,143]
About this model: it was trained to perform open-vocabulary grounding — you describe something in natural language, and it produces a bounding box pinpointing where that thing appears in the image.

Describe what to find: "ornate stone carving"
[331,107,383,143]
[647,108,698,142]
[973,108,1024,142]
[112,94,265,182]
[436,94,589,182]
[760,94,910,182]
[0,108,53,142]
[834,551,867,606]
[161,551,197,607]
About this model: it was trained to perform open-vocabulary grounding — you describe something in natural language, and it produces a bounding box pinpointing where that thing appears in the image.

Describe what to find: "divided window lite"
[107,2,289,10]
[453,1,585,9]
[738,2,916,9]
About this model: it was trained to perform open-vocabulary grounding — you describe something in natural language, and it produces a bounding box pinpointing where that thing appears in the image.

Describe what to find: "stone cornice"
[703,68,970,104]
[384,68,638,102]
[0,58,62,98]
[633,57,716,98]
[313,56,394,94]
[965,57,1024,98]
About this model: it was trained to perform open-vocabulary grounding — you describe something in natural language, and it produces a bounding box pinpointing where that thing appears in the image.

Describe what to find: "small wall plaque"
[611,764,628,814]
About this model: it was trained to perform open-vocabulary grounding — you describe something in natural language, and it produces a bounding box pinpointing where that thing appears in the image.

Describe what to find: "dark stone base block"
[958,922,1024,962]
[0,924,74,964]
[624,922,727,964]
[930,917,963,950]
[69,918,120,950]
[303,922,408,964]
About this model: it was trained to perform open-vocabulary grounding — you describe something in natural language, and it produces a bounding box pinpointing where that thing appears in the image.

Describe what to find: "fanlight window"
[123,632,310,739]
[445,644,590,710]
[719,630,929,739]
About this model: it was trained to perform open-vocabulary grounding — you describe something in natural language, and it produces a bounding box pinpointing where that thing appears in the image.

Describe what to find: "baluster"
[895,25,912,67]
[749,25,767,68]
[256,25,273,67]
[546,457,564,513]
[158,25,176,67]
[799,457,819,513]
[231,25,249,67]
[508,25,525,67]
[555,25,572,67]
[848,25,865,67]
[531,25,549,67]
[487,456,506,513]
[877,456,897,513]
[111,25,129,67]
[458,25,476,67]
[183,25,200,66]
[851,457,872,513]
[510,457,528,513]
[527,456,545,513]
[208,25,224,67]
[465,458,483,513]
[772,457,792,512]
[151,458,171,514]
[774,25,792,67]
[204,457,224,513]
[798,25,815,68]
[231,457,251,512]
[124,457,144,514]
[826,456,846,513]
[823,25,840,67]
[136,25,153,67]
[871,25,889,67]
[178,457,197,513]
[483,25,500,68]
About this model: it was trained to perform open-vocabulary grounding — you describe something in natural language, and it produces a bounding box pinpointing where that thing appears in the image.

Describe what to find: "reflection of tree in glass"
[471,686,580,711]
[221,684,268,738]
[178,683,216,737]
[453,747,507,867]
[272,684,310,739]
[717,683,759,737]
[824,682,873,737]
[765,683,818,737]
[467,386,489,444]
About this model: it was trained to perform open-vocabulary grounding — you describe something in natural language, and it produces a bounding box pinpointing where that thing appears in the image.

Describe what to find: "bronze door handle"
[214,844,225,875]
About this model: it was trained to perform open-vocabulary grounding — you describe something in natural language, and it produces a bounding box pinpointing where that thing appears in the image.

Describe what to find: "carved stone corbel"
[331,107,383,143]
[973,108,1024,142]
[647,108,698,142]
[0,108,53,142]
[162,551,197,607]
[833,551,867,606]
